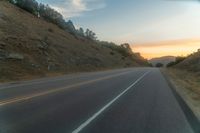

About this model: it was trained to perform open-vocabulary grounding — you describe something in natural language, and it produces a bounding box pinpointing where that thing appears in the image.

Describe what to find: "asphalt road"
[0,68,195,133]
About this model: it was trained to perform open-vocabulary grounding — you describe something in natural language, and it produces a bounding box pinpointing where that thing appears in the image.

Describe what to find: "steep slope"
[0,1,147,82]
[175,49,200,73]
[149,56,175,67]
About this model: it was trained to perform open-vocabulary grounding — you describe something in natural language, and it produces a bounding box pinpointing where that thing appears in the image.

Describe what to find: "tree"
[85,29,89,37]
[77,27,85,37]
[121,43,133,55]
[9,0,98,40]
[167,56,186,67]
[167,62,176,67]
[175,56,186,64]
[39,4,66,29]
[65,20,76,34]
[15,0,39,16]
[8,0,15,4]
[85,29,97,40]
[156,63,164,68]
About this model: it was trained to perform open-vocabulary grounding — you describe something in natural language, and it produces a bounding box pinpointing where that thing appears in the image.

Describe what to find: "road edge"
[161,69,200,133]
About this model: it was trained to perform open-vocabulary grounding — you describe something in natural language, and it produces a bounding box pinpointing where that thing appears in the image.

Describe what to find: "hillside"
[149,56,175,67]
[0,1,148,82]
[175,49,200,74]
[166,50,200,119]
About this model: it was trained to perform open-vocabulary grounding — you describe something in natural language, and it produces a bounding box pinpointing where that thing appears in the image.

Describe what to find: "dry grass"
[176,51,200,73]
[166,68,200,120]
[0,1,147,82]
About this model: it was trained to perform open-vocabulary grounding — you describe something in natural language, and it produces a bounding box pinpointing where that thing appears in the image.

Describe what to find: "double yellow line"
[0,71,131,106]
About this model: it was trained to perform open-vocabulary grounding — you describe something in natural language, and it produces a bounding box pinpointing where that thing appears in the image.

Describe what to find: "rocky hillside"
[175,49,200,74]
[0,1,148,82]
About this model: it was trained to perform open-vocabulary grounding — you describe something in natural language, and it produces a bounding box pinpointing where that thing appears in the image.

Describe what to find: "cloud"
[45,0,106,18]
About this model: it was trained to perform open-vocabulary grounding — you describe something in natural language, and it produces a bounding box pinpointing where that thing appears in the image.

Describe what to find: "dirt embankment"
[0,1,148,82]
[165,68,200,120]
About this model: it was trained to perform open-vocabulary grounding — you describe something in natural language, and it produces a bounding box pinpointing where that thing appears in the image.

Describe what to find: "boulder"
[7,53,24,60]
[37,41,48,50]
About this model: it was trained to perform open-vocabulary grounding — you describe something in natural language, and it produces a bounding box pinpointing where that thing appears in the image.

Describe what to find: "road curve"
[0,68,194,133]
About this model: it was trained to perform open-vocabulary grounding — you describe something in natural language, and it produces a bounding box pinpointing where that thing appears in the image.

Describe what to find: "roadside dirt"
[163,68,200,120]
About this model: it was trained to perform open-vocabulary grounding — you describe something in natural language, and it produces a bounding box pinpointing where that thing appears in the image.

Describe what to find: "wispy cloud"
[44,0,106,18]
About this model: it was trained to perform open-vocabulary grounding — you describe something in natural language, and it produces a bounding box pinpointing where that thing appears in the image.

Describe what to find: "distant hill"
[0,1,148,82]
[175,49,200,73]
[149,56,175,67]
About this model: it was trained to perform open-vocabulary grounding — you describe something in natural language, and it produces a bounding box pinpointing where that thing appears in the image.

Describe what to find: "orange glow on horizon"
[132,39,200,59]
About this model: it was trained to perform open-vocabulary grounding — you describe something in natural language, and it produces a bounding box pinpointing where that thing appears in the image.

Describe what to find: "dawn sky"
[37,0,200,59]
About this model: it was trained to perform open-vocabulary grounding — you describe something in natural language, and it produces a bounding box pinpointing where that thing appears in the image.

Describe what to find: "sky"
[37,0,200,59]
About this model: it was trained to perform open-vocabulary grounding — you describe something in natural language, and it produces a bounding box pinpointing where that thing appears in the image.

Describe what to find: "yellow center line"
[0,71,131,106]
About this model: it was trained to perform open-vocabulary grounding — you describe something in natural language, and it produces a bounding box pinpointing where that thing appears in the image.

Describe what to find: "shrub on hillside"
[167,56,186,67]
[15,0,38,16]
[98,41,148,65]
[167,62,176,67]
[8,0,97,40]
[98,41,132,57]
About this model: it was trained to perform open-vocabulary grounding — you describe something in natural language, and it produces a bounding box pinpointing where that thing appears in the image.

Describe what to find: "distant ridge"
[149,56,175,67]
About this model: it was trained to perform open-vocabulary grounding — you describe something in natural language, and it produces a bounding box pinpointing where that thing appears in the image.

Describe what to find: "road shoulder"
[161,68,200,133]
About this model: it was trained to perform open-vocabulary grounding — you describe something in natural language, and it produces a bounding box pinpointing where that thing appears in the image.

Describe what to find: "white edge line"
[71,71,150,133]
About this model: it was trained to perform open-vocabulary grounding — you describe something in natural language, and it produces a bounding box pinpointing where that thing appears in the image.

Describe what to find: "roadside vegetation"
[165,49,200,120]
[166,69,200,120]
[0,0,148,82]
[8,0,97,40]
[7,0,145,61]
[155,63,164,68]
[166,56,186,68]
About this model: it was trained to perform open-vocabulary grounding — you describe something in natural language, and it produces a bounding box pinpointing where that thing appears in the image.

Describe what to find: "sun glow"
[132,39,200,59]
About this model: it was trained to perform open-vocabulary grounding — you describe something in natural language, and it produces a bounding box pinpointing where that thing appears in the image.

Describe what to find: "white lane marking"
[72,71,150,133]
[0,71,131,106]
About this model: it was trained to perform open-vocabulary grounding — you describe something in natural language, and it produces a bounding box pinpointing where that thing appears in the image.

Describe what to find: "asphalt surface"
[0,68,195,133]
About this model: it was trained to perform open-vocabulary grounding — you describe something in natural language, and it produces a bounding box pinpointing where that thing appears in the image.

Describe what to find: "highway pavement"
[0,68,195,133]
